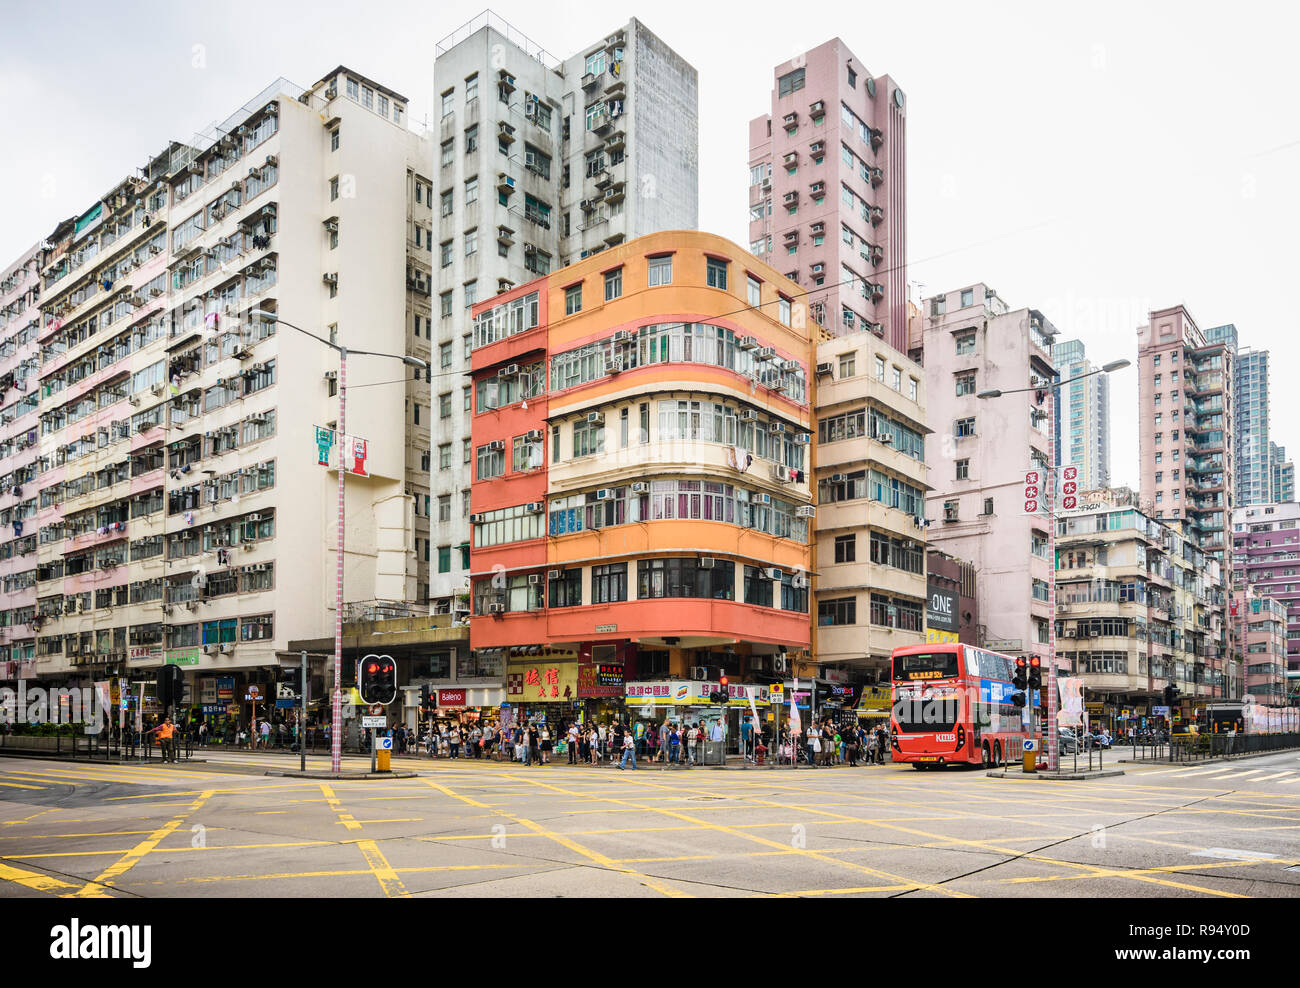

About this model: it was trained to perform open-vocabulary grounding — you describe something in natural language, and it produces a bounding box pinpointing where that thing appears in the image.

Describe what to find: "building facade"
[429,13,699,615]
[926,549,979,645]
[1271,443,1295,503]
[812,331,928,682]
[1233,502,1300,674]
[1231,588,1288,704]
[469,232,815,738]
[1057,491,1228,733]
[1137,305,1236,563]
[1050,338,1111,489]
[0,70,433,723]
[912,283,1057,667]
[746,38,908,350]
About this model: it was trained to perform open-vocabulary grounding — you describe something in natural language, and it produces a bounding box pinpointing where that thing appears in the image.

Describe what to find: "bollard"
[1022,749,1036,773]
[376,748,391,772]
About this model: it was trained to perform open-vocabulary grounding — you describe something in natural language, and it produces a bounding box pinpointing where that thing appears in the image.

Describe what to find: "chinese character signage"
[578,663,624,698]
[506,661,577,702]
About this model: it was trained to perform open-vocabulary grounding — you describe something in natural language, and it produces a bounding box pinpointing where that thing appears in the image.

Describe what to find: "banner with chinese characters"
[506,660,578,703]
[578,662,624,698]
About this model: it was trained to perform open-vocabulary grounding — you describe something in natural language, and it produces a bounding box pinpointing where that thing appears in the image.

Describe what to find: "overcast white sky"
[3,0,1297,490]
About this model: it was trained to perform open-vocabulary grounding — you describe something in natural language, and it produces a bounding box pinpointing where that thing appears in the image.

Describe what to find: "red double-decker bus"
[890,643,1031,769]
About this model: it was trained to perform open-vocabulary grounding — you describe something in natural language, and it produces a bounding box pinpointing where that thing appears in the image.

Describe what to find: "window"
[573,418,605,457]
[329,177,339,201]
[834,534,856,563]
[778,296,791,326]
[465,74,478,104]
[440,240,452,267]
[744,566,774,607]
[875,356,885,381]
[637,558,735,600]
[439,444,451,470]
[464,228,477,256]
[955,371,976,396]
[955,417,975,438]
[960,288,974,307]
[512,433,543,472]
[818,597,856,627]
[565,283,582,315]
[440,291,453,318]
[330,128,340,151]
[438,391,451,418]
[440,190,453,216]
[593,562,628,603]
[956,458,969,480]
[441,90,455,116]
[648,255,673,287]
[847,66,857,88]
[465,176,478,204]
[437,495,451,521]
[439,342,452,369]
[777,68,805,98]
[706,257,729,290]
[747,275,761,307]
[838,353,855,378]
[548,568,582,608]
[465,125,478,154]
[956,332,975,355]
[476,443,505,480]
[440,140,453,167]
[604,267,622,301]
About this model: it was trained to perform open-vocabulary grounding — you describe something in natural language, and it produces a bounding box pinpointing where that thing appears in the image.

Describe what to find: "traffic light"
[280,667,302,696]
[360,654,397,705]
[420,684,433,712]
[1027,655,1042,690]
[1163,684,1179,708]
[1010,657,1028,709]
[155,664,184,710]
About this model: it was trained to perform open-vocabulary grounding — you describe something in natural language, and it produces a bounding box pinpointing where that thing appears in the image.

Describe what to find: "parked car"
[1058,727,1081,754]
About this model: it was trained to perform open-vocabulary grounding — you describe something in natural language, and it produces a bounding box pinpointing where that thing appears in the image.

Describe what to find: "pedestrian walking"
[618,730,637,770]
[540,726,552,764]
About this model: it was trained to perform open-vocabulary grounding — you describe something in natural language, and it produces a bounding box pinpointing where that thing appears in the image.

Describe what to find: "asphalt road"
[2,749,1299,897]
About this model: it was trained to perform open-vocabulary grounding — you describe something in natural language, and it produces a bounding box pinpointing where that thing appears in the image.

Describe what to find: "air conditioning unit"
[595,488,614,500]
[630,482,649,494]
[740,409,758,422]
[771,463,790,482]
[220,643,233,654]
[487,440,505,451]
[762,567,782,580]
[586,411,604,425]
[737,336,758,351]
[756,347,775,361]
[605,357,623,374]
[525,501,544,513]
[150,383,165,396]
[524,429,544,442]
[768,421,786,433]
[612,330,631,343]
[815,362,833,376]
[795,505,815,518]
[830,473,847,483]
[772,655,789,674]
[690,666,708,681]
[528,573,542,585]
[752,493,771,505]
[204,644,218,655]
[698,557,715,569]
[498,363,520,377]
[324,371,337,381]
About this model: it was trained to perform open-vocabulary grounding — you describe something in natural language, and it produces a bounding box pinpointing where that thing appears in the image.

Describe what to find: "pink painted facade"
[747,38,907,351]
[1231,589,1287,704]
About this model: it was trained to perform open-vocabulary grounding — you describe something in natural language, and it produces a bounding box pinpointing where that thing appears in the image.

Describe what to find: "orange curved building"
[470,231,820,716]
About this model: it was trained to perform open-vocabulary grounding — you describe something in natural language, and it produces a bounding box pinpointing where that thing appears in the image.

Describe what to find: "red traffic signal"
[1015,657,1027,669]
[367,663,379,674]
[1012,656,1028,691]
[360,655,397,705]
[719,675,729,687]
[1028,656,1041,668]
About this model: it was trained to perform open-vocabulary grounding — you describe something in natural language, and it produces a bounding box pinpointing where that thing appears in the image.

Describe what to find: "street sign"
[1025,471,1040,486]
[375,736,392,750]
[1023,739,1038,752]
[361,716,387,728]
[1062,466,1078,482]
[369,704,384,716]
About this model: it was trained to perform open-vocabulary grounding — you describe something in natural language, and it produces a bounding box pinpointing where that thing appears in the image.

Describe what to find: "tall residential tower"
[1050,338,1111,489]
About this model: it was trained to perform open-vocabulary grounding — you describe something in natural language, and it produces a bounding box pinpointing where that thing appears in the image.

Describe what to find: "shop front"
[506,652,581,733]
[406,684,506,735]
[624,680,774,753]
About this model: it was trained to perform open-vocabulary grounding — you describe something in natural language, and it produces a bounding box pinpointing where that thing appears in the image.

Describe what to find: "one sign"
[375,736,392,750]
[361,715,387,728]
[437,689,467,707]
[244,685,263,702]
[926,585,959,633]
[1023,739,1038,752]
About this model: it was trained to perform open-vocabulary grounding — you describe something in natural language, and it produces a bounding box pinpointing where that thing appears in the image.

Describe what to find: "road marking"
[355,839,409,898]
[0,779,47,790]
[67,788,214,898]
[1190,847,1279,861]
[319,783,361,831]
[1202,770,1266,779]
[1250,772,1294,782]
[0,862,78,893]
[421,778,694,898]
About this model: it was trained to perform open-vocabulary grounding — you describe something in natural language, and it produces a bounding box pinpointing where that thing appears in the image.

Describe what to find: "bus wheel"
[993,742,1003,765]
[981,743,992,768]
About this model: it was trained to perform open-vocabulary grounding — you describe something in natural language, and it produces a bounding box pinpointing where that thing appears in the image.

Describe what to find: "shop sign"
[595,624,617,633]
[926,585,959,633]
[578,662,624,698]
[245,685,263,702]
[507,660,578,702]
[438,689,467,707]
[1085,702,1106,714]
[216,677,235,700]
[166,648,201,667]
[1151,705,1170,717]
[624,681,770,706]
[984,640,1022,652]
[926,628,959,645]
[201,704,226,715]
[200,678,217,704]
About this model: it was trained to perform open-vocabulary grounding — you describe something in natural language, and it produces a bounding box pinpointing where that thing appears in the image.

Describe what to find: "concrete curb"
[1118,750,1300,769]
[985,768,1126,780]
[0,749,209,766]
[264,770,419,780]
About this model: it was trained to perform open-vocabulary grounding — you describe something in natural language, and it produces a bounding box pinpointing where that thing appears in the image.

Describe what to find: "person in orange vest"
[148,716,177,763]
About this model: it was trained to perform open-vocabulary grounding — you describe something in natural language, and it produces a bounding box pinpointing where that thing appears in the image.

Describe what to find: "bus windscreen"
[893,651,960,681]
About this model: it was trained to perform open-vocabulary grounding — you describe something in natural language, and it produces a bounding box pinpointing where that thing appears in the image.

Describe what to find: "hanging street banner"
[315,427,369,476]
[315,427,335,466]
[1059,465,1079,510]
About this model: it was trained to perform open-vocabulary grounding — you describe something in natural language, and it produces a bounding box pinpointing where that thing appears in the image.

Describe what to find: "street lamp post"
[251,310,427,773]
[979,358,1129,772]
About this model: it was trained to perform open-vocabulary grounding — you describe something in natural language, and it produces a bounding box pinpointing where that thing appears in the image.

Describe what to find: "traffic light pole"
[331,347,348,775]
[300,650,307,774]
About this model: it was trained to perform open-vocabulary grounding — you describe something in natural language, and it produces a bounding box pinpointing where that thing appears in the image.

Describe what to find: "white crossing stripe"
[1202,769,1266,779]
[1249,772,1294,782]
[1191,847,1278,861]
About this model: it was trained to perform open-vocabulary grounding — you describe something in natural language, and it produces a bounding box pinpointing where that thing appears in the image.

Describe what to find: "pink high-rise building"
[1137,305,1236,563]
[747,39,907,350]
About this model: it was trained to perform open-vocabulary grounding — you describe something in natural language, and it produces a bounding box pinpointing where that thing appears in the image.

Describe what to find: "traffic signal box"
[359,656,397,706]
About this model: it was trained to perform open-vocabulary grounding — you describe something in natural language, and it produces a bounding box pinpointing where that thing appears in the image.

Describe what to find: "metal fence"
[1126,732,1300,763]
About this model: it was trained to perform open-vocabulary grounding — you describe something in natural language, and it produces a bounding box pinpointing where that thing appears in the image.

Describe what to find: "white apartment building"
[0,69,432,701]
[1051,338,1111,490]
[428,11,699,612]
